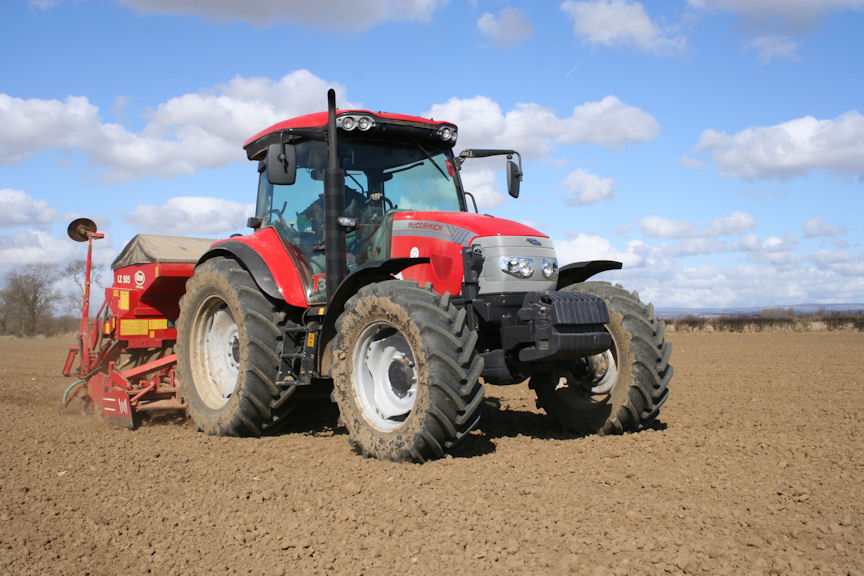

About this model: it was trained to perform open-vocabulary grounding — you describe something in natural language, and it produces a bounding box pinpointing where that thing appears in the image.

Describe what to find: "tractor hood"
[392,211,547,246]
[391,210,557,297]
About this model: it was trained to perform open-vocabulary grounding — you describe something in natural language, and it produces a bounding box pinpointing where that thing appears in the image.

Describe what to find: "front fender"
[198,228,311,308]
[557,260,622,290]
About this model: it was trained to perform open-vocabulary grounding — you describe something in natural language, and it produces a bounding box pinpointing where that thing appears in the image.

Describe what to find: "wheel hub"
[353,323,418,432]
[587,349,617,395]
[193,298,241,408]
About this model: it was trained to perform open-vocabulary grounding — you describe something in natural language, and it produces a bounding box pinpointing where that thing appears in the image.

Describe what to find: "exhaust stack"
[324,88,347,303]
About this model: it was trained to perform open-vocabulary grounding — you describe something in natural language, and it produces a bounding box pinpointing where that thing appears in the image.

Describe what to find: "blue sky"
[1,0,862,308]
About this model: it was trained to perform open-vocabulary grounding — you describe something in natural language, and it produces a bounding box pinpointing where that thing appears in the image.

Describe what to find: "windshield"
[338,139,462,212]
[257,140,463,229]
[256,138,463,298]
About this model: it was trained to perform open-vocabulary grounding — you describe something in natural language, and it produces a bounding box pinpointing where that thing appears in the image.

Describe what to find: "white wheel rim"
[554,333,620,405]
[352,322,418,432]
[589,349,618,395]
[191,296,240,409]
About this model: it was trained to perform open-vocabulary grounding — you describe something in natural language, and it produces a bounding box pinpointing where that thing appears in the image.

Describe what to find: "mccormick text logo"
[393,219,475,245]
[407,221,444,232]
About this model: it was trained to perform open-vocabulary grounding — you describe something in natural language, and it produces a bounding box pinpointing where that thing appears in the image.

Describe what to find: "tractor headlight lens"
[339,115,374,131]
[541,258,558,279]
[500,257,534,279]
[437,126,457,142]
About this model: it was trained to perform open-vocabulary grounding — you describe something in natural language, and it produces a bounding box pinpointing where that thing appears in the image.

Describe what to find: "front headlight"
[500,257,535,279]
[541,258,559,279]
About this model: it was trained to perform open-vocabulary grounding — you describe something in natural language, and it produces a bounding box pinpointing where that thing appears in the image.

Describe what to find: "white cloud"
[730,233,800,267]
[562,169,615,205]
[0,229,79,276]
[2,83,657,183]
[554,234,647,268]
[687,0,864,32]
[459,168,508,210]
[745,35,800,63]
[560,0,686,55]
[665,238,729,257]
[0,94,100,165]
[119,0,448,30]
[0,189,59,229]
[688,1,864,63]
[638,216,698,239]
[547,224,864,307]
[0,70,355,182]
[551,221,863,307]
[560,96,660,148]
[477,7,533,49]
[694,111,864,180]
[803,216,844,238]
[425,94,658,156]
[638,211,755,239]
[711,212,759,235]
[756,236,800,267]
[679,154,707,169]
[809,249,864,277]
[733,233,760,251]
[125,196,255,235]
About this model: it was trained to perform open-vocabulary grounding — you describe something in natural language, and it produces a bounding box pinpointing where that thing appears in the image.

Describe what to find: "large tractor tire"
[531,281,671,435]
[176,257,296,436]
[331,280,484,462]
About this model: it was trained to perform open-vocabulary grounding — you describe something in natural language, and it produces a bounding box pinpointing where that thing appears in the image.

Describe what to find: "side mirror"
[267,143,297,185]
[506,160,522,198]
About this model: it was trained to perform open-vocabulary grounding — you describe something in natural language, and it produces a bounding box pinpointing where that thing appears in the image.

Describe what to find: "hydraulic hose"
[62,378,87,407]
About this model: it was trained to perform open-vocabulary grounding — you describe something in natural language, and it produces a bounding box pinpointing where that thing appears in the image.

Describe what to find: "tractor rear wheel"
[331,281,484,462]
[176,257,295,436]
[531,281,672,435]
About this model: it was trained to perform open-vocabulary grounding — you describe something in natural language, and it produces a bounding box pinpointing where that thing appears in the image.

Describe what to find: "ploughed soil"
[0,332,861,575]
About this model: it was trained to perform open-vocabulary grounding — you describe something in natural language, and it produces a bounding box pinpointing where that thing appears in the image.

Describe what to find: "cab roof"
[242,110,457,161]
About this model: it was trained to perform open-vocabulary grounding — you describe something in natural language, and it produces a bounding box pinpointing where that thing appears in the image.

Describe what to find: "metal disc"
[67,218,98,242]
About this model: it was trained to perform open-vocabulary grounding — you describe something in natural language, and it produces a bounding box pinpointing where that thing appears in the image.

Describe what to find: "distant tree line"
[0,262,104,337]
[671,307,864,333]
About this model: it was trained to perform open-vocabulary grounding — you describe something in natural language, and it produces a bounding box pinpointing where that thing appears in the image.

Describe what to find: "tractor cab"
[251,136,464,300]
[244,109,473,303]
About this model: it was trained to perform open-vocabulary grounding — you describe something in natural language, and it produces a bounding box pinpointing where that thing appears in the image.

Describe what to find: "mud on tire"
[331,280,484,462]
[531,281,672,435]
[176,257,296,436]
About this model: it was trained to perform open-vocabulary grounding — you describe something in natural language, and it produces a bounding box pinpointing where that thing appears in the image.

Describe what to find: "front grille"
[525,291,610,326]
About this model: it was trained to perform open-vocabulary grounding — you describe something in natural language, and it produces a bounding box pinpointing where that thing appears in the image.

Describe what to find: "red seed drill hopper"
[62,218,215,427]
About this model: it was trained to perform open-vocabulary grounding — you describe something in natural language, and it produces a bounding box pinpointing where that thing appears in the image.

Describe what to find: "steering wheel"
[266,201,291,230]
[268,200,288,221]
[367,193,394,211]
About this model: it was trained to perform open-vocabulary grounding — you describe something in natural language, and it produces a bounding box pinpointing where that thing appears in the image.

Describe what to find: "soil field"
[0,332,862,575]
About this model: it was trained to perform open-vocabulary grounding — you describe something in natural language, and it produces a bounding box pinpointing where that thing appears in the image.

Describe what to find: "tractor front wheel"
[332,281,484,462]
[176,257,293,436]
[530,281,672,435]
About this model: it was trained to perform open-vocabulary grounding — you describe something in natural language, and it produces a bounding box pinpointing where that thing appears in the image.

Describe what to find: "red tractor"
[64,90,671,462]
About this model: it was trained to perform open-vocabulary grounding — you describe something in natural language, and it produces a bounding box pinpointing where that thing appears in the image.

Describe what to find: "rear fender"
[318,257,429,376]
[198,227,311,308]
[557,260,622,290]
